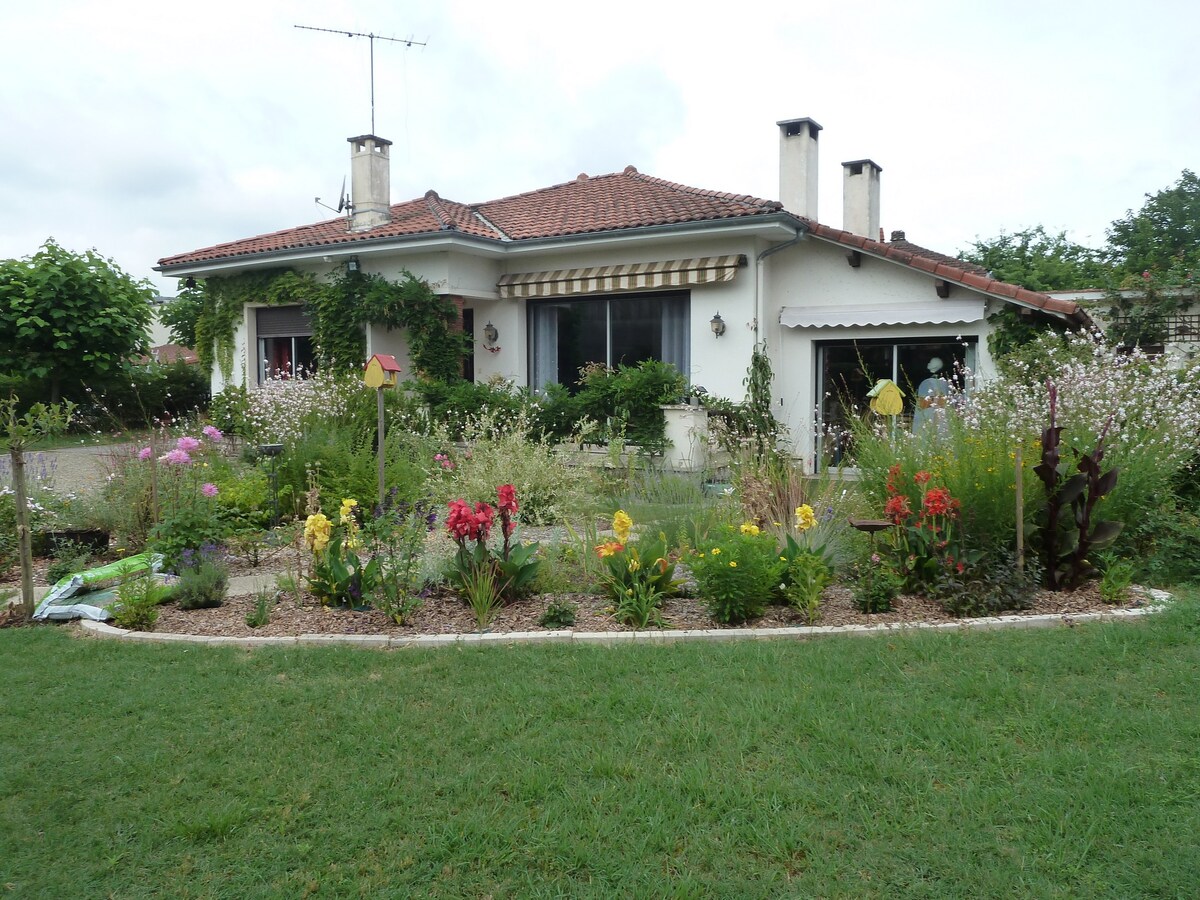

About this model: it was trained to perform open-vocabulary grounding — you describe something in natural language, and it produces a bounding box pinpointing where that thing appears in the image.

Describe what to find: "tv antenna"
[295,24,426,135]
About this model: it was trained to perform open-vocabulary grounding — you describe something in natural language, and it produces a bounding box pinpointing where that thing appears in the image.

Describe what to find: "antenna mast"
[295,24,426,135]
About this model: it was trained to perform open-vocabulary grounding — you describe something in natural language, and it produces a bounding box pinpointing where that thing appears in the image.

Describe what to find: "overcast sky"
[3,0,1196,295]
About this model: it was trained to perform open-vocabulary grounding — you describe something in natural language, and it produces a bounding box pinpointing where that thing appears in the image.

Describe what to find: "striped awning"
[780,299,984,329]
[497,255,746,299]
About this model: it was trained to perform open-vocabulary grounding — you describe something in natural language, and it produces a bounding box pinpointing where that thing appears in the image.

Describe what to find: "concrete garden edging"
[76,589,1172,649]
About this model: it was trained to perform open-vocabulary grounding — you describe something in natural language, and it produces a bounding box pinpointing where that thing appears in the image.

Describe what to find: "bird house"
[363,353,402,388]
[866,379,904,416]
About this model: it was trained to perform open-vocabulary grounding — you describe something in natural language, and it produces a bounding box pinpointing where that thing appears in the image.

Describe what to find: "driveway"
[1,443,132,497]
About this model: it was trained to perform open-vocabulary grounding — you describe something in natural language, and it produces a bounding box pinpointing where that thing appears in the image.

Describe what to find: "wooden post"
[10,447,35,619]
[1014,445,1024,571]
[376,387,386,507]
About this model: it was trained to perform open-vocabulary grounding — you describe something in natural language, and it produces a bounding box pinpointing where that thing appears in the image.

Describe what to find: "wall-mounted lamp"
[483,321,499,344]
[346,256,360,274]
[710,312,726,338]
[184,276,197,290]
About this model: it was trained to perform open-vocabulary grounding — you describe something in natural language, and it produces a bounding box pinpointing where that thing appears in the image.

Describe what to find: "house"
[156,120,1089,471]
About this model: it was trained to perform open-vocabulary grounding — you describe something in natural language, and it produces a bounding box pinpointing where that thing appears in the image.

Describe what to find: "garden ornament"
[867,379,904,416]
[913,358,950,436]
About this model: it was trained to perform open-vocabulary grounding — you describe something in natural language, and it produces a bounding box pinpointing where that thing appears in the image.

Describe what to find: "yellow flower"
[729,561,738,568]
[794,504,817,532]
[628,558,641,573]
[612,509,633,545]
[339,498,359,525]
[739,522,760,536]
[304,513,332,554]
[711,547,721,555]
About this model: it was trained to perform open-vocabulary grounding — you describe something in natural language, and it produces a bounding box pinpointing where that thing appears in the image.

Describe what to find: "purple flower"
[202,425,223,442]
[161,448,191,465]
[138,446,153,460]
[177,436,201,452]
[201,482,219,498]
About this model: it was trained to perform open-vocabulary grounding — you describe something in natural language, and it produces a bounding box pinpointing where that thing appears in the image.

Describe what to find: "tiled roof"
[801,221,1088,323]
[157,167,783,268]
[156,167,1085,323]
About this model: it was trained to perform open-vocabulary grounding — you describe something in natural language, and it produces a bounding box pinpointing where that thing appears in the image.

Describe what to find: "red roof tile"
[157,168,1086,325]
[158,168,783,268]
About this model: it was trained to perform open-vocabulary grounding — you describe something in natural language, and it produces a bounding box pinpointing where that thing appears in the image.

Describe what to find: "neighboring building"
[157,120,1089,471]
[137,296,199,366]
[1048,288,1198,366]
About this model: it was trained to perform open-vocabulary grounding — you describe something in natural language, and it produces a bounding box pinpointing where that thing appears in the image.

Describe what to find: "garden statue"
[912,357,950,436]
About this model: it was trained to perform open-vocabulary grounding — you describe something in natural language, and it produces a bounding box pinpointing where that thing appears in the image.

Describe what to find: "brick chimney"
[777,117,822,220]
[348,135,392,231]
[841,159,882,238]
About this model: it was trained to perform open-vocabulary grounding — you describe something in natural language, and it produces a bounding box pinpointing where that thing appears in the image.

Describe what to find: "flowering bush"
[446,484,541,608]
[145,431,230,570]
[880,464,976,593]
[593,510,683,625]
[305,498,381,608]
[691,525,786,625]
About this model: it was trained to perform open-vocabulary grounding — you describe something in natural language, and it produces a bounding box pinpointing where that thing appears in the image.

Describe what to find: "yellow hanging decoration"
[867,379,905,416]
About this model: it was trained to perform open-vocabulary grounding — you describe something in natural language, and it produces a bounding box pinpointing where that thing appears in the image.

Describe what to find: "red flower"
[473,502,495,541]
[447,499,480,542]
[884,494,912,524]
[922,487,955,518]
[886,463,903,495]
[914,470,931,485]
[497,483,518,514]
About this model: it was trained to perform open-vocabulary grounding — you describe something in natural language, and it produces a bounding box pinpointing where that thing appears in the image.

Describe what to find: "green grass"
[2,591,1199,897]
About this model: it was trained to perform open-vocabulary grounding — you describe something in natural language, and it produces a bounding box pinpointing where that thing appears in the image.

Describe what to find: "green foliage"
[575,359,687,453]
[848,559,902,613]
[742,343,781,462]
[46,543,95,585]
[930,549,1039,617]
[174,550,229,610]
[960,226,1110,291]
[195,267,465,382]
[110,574,162,630]
[781,548,831,624]
[0,240,153,401]
[1099,556,1136,604]
[1105,271,1194,348]
[459,559,502,631]
[537,600,577,629]
[367,498,436,624]
[691,526,784,624]
[1107,169,1200,278]
[245,591,274,628]
[986,305,1072,360]
[612,579,665,629]
[150,507,229,574]
[159,283,203,348]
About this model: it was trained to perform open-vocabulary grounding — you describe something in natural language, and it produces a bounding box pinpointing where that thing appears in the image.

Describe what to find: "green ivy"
[195,268,466,383]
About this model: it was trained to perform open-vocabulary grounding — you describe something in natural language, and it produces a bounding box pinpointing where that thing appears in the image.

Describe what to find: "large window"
[256,306,316,382]
[818,338,975,467]
[528,292,689,390]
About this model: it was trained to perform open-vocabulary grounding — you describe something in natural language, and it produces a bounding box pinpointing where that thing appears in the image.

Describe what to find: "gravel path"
[1,444,128,498]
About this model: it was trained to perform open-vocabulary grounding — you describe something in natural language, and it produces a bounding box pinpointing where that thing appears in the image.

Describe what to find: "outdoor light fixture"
[346,256,361,273]
[483,321,499,345]
[185,276,197,289]
[710,312,726,338]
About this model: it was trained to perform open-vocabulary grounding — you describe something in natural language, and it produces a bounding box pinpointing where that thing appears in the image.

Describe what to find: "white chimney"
[777,117,822,220]
[841,159,882,238]
[348,134,392,231]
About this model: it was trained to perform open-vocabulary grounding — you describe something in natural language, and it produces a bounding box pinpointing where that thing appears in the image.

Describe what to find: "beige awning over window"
[779,300,984,329]
[498,254,746,299]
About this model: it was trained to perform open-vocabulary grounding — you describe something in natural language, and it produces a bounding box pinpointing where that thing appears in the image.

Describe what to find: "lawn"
[2,590,1198,898]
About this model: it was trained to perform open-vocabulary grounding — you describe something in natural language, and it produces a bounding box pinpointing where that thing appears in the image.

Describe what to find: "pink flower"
[201,482,219,498]
[161,448,191,465]
[202,425,223,442]
[138,446,152,460]
[177,436,201,452]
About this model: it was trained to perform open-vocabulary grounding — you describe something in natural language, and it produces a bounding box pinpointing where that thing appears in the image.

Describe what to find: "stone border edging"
[76,589,1172,649]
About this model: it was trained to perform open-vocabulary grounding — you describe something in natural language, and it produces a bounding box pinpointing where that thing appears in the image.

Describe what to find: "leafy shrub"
[781,550,831,624]
[111,575,162,630]
[930,549,1039,617]
[86,361,210,428]
[174,546,229,610]
[439,411,593,526]
[594,511,684,607]
[575,359,687,453]
[848,558,902,614]
[691,524,784,624]
[538,600,577,629]
[1099,556,1136,603]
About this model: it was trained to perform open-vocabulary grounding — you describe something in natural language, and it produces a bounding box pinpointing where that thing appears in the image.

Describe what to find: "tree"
[1107,169,1200,279]
[959,226,1111,292]
[2,397,75,619]
[0,239,154,401]
[157,280,203,348]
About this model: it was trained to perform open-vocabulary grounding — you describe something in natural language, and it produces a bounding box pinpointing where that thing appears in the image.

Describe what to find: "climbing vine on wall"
[195,267,466,383]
